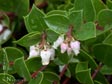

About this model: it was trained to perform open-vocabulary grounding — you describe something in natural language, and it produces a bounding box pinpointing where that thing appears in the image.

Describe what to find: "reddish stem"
[0,12,16,20]
[92,62,102,79]
[39,32,47,49]
[62,77,70,84]
[17,65,47,84]
[59,65,68,78]
[66,25,73,39]
[31,65,47,78]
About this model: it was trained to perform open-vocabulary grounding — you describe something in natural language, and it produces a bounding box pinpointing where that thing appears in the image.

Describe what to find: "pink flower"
[60,42,68,53]
[70,41,80,56]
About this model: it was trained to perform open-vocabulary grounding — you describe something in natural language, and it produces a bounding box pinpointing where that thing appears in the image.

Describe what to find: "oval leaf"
[14,57,31,81]
[24,5,47,32]
[75,22,96,41]
[98,9,112,26]
[14,32,41,47]
[44,15,70,34]
[0,73,15,84]
[74,0,96,22]
[93,44,112,68]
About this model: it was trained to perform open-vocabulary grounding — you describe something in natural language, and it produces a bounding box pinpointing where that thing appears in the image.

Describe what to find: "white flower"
[70,41,80,56]
[0,24,3,32]
[52,35,64,49]
[60,42,68,53]
[29,45,40,59]
[40,49,51,65]
[49,48,55,60]
[3,29,11,40]
[0,28,11,43]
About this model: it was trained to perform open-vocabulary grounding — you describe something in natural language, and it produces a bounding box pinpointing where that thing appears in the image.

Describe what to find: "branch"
[62,77,70,84]
[92,62,102,79]
[17,65,47,84]
[39,32,47,49]
[31,65,47,78]
[59,65,68,78]
[66,25,73,39]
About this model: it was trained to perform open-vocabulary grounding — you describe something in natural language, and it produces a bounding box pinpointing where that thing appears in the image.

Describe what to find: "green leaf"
[101,65,112,75]
[106,0,112,9]
[98,9,112,26]
[76,62,88,72]
[68,10,83,32]
[74,0,96,22]
[75,22,96,41]
[46,29,59,43]
[57,51,70,64]
[29,72,60,84]
[94,80,103,84]
[29,72,44,84]
[2,49,9,73]
[24,5,47,32]
[77,50,97,69]
[14,57,31,81]
[26,57,42,72]
[5,47,24,61]
[93,44,112,68]
[94,72,109,84]
[5,47,24,74]
[14,32,41,47]
[0,73,15,84]
[0,0,29,18]
[76,62,94,84]
[92,0,107,15]
[43,71,60,82]
[47,10,67,16]
[44,15,70,34]
[103,33,112,45]
[65,68,71,77]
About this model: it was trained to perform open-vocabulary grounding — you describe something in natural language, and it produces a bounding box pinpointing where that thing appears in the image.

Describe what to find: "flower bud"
[40,50,51,65]
[52,35,64,49]
[70,41,80,56]
[60,42,68,53]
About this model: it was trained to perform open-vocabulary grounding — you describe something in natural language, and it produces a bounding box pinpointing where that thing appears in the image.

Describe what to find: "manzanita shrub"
[0,0,112,84]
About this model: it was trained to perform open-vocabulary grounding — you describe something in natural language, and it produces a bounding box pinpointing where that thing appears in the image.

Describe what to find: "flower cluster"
[29,42,55,65]
[0,24,11,43]
[52,34,80,56]
[29,26,80,65]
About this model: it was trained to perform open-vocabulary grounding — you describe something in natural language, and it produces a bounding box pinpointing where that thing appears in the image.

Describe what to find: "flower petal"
[60,42,68,53]
[70,41,80,56]
[49,48,55,60]
[40,50,51,65]
[52,34,64,49]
